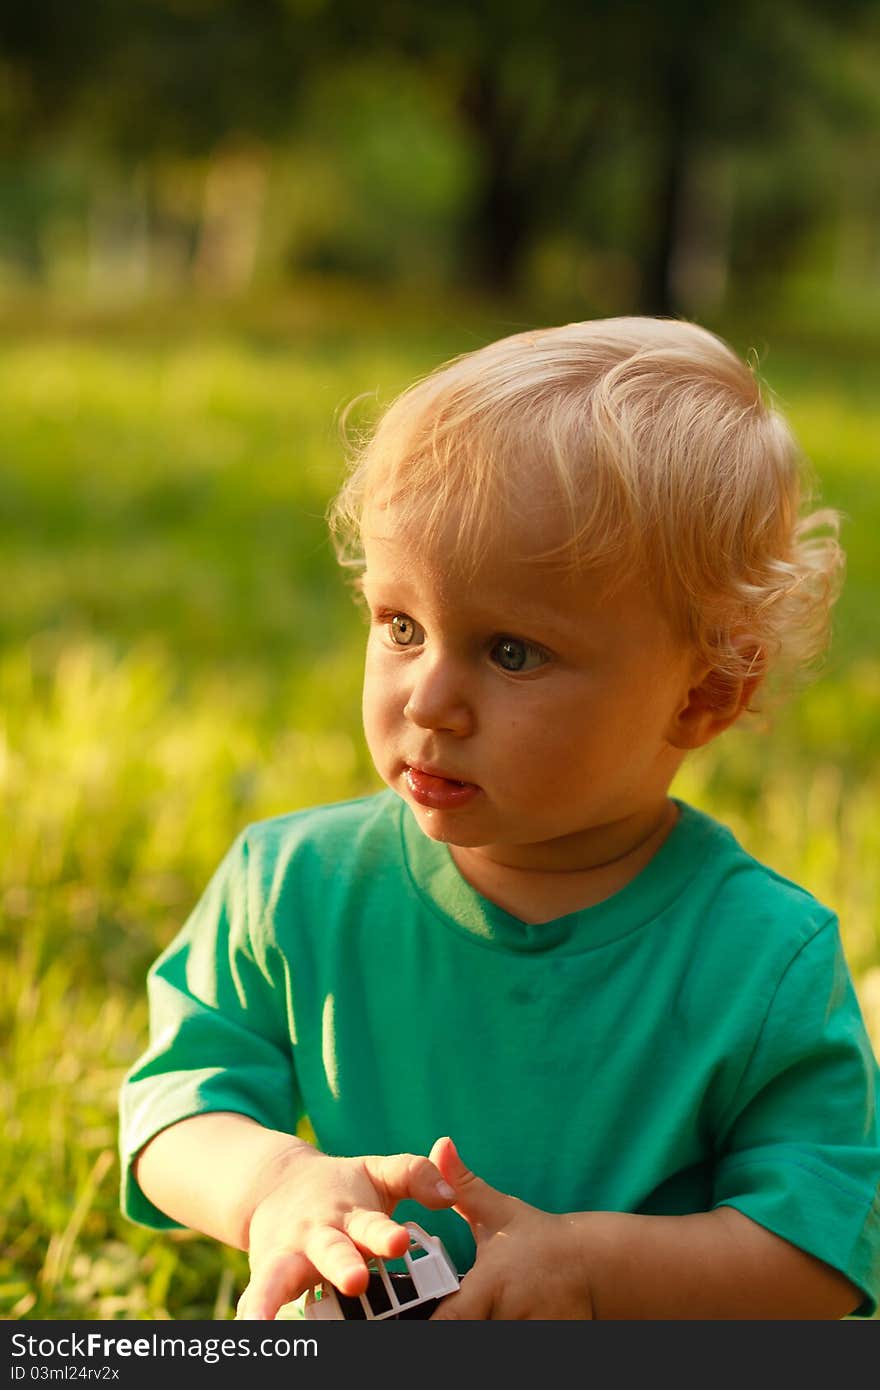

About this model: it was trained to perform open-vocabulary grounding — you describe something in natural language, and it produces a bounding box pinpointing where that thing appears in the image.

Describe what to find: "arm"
[428,1137,860,1320]
[578,1205,860,1320]
[134,1111,456,1319]
[133,1111,314,1251]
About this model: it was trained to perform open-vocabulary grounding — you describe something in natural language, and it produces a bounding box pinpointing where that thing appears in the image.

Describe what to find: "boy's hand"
[237,1145,456,1320]
[428,1136,595,1320]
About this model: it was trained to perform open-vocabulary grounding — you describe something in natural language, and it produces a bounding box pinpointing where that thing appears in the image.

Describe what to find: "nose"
[404,655,474,737]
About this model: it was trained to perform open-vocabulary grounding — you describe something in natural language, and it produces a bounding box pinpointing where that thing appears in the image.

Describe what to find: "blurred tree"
[0,1,310,155]
[351,0,880,310]
[0,1,316,292]
[1,0,878,309]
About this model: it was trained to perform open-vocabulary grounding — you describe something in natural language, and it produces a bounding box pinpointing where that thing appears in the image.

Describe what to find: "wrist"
[565,1209,630,1317]
[238,1129,324,1250]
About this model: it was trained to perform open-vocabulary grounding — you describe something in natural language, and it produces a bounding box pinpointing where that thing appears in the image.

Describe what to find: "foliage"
[1,2,879,306]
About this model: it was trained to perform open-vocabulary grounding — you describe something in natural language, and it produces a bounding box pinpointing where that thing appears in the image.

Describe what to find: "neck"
[448,800,680,924]
[462,800,678,876]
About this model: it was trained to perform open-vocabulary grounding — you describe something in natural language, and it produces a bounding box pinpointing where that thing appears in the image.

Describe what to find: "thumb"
[428,1136,517,1238]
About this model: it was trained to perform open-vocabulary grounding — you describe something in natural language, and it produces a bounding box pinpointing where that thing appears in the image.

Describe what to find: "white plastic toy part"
[304,1222,460,1320]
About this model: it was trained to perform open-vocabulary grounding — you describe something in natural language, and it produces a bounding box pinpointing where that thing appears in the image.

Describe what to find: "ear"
[667,648,765,751]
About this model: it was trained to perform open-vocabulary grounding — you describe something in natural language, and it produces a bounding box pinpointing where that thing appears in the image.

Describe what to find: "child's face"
[360,502,700,872]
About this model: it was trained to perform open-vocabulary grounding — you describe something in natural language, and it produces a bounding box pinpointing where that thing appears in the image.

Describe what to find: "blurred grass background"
[1,0,879,1321]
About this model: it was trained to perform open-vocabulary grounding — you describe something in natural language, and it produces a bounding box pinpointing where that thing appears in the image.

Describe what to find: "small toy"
[304,1222,460,1320]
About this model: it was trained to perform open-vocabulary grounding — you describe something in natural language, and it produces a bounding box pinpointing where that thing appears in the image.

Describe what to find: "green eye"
[390,614,417,646]
[492,638,546,672]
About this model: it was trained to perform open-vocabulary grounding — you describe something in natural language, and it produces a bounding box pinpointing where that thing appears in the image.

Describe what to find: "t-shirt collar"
[398,794,723,953]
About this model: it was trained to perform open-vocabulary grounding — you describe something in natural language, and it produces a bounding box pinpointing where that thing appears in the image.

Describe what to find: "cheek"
[362,651,404,732]
[489,702,586,788]
[498,687,622,781]
[361,681,390,773]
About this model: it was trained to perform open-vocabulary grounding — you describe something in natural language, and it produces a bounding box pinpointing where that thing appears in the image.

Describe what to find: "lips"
[408,762,473,786]
[404,764,480,810]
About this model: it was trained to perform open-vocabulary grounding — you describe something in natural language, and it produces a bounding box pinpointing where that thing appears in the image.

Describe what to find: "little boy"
[119,317,880,1319]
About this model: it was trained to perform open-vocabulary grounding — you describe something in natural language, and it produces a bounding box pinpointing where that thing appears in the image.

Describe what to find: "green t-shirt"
[119,791,880,1315]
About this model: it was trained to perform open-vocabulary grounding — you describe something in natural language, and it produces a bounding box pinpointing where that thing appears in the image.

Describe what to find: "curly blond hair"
[328,317,844,712]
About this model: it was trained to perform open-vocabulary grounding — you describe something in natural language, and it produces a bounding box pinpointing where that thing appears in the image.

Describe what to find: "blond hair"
[328,317,844,710]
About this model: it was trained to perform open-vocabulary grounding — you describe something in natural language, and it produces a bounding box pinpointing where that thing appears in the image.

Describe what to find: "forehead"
[361,490,577,578]
[362,497,566,595]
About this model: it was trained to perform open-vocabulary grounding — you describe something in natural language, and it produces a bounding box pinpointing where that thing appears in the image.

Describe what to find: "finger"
[345,1208,411,1260]
[428,1135,455,1171]
[429,1270,495,1321]
[303,1225,372,1296]
[366,1152,456,1209]
[237,1251,315,1320]
[428,1136,516,1236]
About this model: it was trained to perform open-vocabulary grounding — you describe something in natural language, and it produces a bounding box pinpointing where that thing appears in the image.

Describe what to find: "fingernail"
[436,1180,456,1199]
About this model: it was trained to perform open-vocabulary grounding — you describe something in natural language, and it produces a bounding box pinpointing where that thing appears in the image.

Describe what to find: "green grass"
[2,289,879,1319]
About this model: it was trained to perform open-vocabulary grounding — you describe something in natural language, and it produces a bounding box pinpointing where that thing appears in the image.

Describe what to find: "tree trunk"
[459,65,531,295]
[194,143,268,294]
[639,62,694,317]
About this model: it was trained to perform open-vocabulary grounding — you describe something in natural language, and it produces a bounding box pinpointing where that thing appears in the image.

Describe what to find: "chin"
[408,804,487,847]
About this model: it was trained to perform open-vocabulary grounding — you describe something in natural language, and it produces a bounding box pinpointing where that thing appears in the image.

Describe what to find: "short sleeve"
[712,917,880,1316]
[118,832,303,1229]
